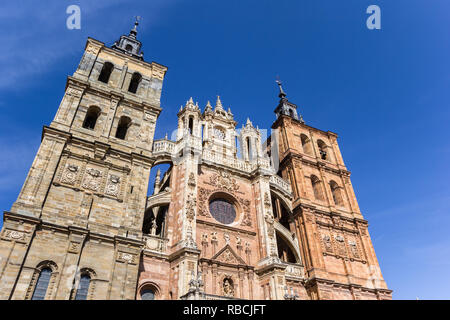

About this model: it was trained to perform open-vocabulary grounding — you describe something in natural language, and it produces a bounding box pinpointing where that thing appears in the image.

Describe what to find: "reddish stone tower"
[269,81,392,300]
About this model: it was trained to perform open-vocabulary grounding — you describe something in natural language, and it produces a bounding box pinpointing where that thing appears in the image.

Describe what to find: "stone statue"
[223,278,234,297]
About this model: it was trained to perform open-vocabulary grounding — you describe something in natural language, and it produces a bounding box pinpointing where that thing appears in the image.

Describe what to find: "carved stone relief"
[82,167,103,191]
[185,194,196,221]
[105,174,121,197]
[61,164,79,185]
[209,171,240,193]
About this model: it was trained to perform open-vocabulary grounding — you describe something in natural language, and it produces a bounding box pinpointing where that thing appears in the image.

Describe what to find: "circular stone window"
[209,198,236,225]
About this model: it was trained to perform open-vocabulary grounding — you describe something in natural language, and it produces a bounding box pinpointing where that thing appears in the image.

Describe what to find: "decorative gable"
[211,244,246,265]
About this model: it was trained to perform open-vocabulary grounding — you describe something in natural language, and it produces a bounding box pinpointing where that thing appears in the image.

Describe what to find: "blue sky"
[0,0,449,299]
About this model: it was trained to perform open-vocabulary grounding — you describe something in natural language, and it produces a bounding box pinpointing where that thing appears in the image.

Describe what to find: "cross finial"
[130,16,141,37]
[275,76,286,98]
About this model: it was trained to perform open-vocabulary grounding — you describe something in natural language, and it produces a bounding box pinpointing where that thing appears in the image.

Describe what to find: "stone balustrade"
[269,174,292,196]
[143,234,168,253]
[152,137,273,175]
[152,139,175,155]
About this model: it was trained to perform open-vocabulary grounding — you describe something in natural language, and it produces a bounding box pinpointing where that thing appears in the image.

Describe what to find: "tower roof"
[274,79,304,123]
[111,17,144,60]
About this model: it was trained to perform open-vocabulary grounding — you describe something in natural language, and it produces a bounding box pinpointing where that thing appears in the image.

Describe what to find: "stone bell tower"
[270,80,392,300]
[0,20,167,300]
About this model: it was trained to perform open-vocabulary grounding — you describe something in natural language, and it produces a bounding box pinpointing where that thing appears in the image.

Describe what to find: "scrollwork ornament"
[61,164,79,185]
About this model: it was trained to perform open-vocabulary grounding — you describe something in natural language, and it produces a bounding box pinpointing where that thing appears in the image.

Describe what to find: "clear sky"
[0,0,449,299]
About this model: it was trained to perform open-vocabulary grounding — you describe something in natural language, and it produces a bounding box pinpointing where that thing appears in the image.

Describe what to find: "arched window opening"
[276,233,296,263]
[141,288,155,300]
[143,206,168,237]
[115,116,131,140]
[188,117,193,135]
[317,140,328,161]
[271,194,291,231]
[98,62,114,84]
[311,175,324,201]
[142,208,154,235]
[155,206,167,236]
[82,106,101,130]
[329,181,343,206]
[74,274,91,300]
[128,72,142,94]
[300,134,313,155]
[148,164,172,196]
[289,109,294,118]
[246,137,253,160]
[31,268,52,300]
[125,44,133,53]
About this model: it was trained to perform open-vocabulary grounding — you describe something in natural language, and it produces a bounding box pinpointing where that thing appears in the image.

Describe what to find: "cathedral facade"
[0,24,391,300]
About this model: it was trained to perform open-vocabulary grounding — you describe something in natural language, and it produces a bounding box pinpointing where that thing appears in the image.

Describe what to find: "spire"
[276,79,287,99]
[129,16,140,38]
[274,78,304,123]
[111,17,144,60]
[215,96,223,110]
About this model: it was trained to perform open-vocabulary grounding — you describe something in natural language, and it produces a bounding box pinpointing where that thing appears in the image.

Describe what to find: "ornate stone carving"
[145,236,163,251]
[82,167,103,191]
[264,192,271,207]
[223,278,235,297]
[183,226,198,249]
[211,232,218,243]
[237,196,252,227]
[322,234,333,253]
[348,240,360,259]
[215,247,244,265]
[334,234,346,256]
[61,164,79,185]
[68,241,81,254]
[264,213,275,238]
[224,233,230,244]
[118,252,136,264]
[188,172,196,187]
[236,236,242,247]
[245,242,251,253]
[201,233,208,244]
[183,235,198,249]
[198,187,210,217]
[185,194,196,221]
[209,171,239,193]
[105,174,121,197]
[3,230,25,241]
